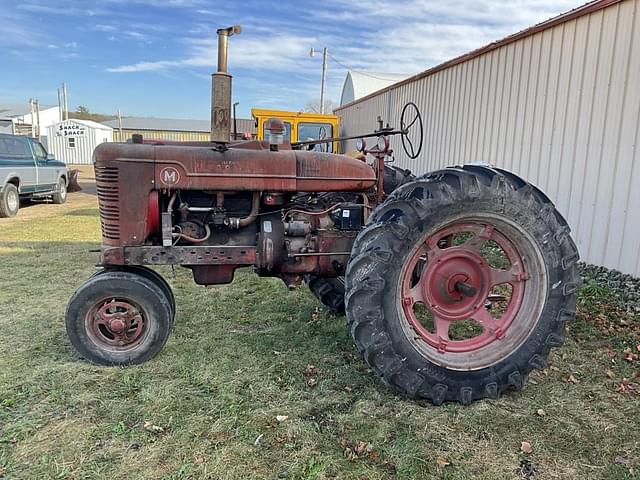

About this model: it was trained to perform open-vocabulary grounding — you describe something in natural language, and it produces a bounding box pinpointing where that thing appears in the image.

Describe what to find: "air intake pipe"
[211,24,241,144]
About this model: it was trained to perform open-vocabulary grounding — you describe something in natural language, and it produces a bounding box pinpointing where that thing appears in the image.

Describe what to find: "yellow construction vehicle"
[251,108,340,153]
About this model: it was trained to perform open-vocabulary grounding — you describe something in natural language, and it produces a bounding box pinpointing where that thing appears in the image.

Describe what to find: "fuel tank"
[93,142,377,192]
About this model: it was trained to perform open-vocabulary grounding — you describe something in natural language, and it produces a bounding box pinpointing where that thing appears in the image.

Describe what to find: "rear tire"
[66,270,173,365]
[0,183,19,218]
[345,166,579,405]
[306,276,345,314]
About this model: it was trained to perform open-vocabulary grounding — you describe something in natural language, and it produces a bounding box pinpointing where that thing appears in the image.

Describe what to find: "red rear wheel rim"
[400,218,541,369]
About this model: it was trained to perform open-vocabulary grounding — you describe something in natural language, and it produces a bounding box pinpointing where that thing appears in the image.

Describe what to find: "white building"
[47,119,113,165]
[0,103,62,148]
[340,71,409,106]
[335,0,640,277]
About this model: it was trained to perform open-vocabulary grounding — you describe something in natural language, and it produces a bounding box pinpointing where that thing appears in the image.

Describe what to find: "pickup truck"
[0,133,68,218]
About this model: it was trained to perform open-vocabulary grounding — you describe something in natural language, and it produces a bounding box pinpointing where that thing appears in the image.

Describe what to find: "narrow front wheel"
[65,270,173,365]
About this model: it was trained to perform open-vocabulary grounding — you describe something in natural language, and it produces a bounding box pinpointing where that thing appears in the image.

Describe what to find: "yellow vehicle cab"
[251,109,340,153]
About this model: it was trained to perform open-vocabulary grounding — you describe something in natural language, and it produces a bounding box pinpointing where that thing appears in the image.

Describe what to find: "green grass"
[1,195,639,479]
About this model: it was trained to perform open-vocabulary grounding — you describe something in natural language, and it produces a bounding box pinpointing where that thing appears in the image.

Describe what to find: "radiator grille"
[95,166,120,240]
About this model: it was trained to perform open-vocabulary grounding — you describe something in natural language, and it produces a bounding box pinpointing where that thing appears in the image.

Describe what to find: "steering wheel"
[400,102,423,159]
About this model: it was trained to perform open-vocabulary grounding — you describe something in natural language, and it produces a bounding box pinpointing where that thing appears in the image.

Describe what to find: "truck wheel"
[306,276,345,314]
[0,183,19,218]
[52,177,67,204]
[65,270,173,365]
[345,166,579,405]
[91,266,176,322]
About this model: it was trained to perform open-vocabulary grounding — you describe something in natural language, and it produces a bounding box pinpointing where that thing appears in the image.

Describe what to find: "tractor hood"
[93,142,377,192]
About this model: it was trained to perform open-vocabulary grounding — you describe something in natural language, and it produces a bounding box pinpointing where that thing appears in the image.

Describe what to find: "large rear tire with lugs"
[345,165,580,405]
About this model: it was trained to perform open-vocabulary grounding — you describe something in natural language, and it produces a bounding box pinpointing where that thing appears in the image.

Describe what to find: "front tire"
[345,166,579,405]
[306,276,346,314]
[52,177,67,204]
[0,183,19,218]
[65,270,173,365]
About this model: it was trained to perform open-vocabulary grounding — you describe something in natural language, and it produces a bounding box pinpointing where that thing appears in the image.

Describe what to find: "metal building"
[336,0,640,277]
[102,116,256,142]
[47,119,113,165]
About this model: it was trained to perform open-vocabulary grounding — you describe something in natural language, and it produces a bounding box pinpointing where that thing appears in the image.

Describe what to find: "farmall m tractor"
[66,26,580,405]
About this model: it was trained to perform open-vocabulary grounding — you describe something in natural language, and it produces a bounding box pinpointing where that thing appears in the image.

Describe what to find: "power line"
[326,52,408,81]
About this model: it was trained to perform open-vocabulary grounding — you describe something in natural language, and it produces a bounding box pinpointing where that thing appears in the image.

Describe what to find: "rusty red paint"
[401,221,527,353]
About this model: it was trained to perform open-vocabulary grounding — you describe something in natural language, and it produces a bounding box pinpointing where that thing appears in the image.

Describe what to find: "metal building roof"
[0,103,57,119]
[59,119,113,131]
[102,116,255,133]
[340,71,409,106]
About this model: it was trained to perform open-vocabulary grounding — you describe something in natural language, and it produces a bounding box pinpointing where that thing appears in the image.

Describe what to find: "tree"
[76,105,90,115]
[304,98,338,114]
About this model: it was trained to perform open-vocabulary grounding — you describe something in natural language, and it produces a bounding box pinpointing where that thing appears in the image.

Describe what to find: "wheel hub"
[86,299,145,349]
[422,249,489,321]
[400,220,531,361]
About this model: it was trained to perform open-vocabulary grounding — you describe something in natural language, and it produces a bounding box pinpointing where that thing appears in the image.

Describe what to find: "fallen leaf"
[254,433,265,447]
[623,348,638,362]
[311,306,320,322]
[616,379,640,396]
[536,409,546,417]
[195,456,205,465]
[615,455,630,465]
[606,368,615,379]
[143,421,164,434]
[307,378,317,388]
[436,456,451,467]
[520,441,533,454]
[354,441,368,455]
[566,374,579,384]
[345,385,353,392]
[275,415,289,422]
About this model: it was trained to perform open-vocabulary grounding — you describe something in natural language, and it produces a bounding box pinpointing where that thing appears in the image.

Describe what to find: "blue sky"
[0,0,578,119]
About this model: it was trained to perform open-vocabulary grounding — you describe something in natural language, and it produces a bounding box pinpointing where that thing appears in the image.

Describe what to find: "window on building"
[68,137,76,148]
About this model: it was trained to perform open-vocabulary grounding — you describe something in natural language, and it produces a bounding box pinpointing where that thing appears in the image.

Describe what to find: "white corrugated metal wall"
[47,120,113,165]
[336,0,640,277]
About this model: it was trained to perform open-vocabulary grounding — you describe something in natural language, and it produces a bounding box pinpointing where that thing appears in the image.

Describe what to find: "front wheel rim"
[398,215,547,371]
[85,298,148,352]
[7,190,18,212]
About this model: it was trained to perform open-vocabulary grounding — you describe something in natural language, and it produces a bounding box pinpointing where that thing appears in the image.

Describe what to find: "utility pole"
[35,100,41,140]
[310,47,328,114]
[29,99,35,137]
[57,88,63,121]
[117,109,123,141]
[233,102,239,140]
[62,82,69,120]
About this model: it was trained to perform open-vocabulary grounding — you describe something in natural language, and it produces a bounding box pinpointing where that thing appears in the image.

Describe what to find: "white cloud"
[107,33,317,73]
[94,24,116,32]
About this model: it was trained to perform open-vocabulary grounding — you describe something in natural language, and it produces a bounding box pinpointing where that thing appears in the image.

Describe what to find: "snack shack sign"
[56,122,87,137]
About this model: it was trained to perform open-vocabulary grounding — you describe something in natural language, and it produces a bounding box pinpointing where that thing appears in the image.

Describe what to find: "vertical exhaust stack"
[211,25,241,144]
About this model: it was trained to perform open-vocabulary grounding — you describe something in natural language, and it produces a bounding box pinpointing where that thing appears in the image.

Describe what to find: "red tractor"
[65,26,579,405]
